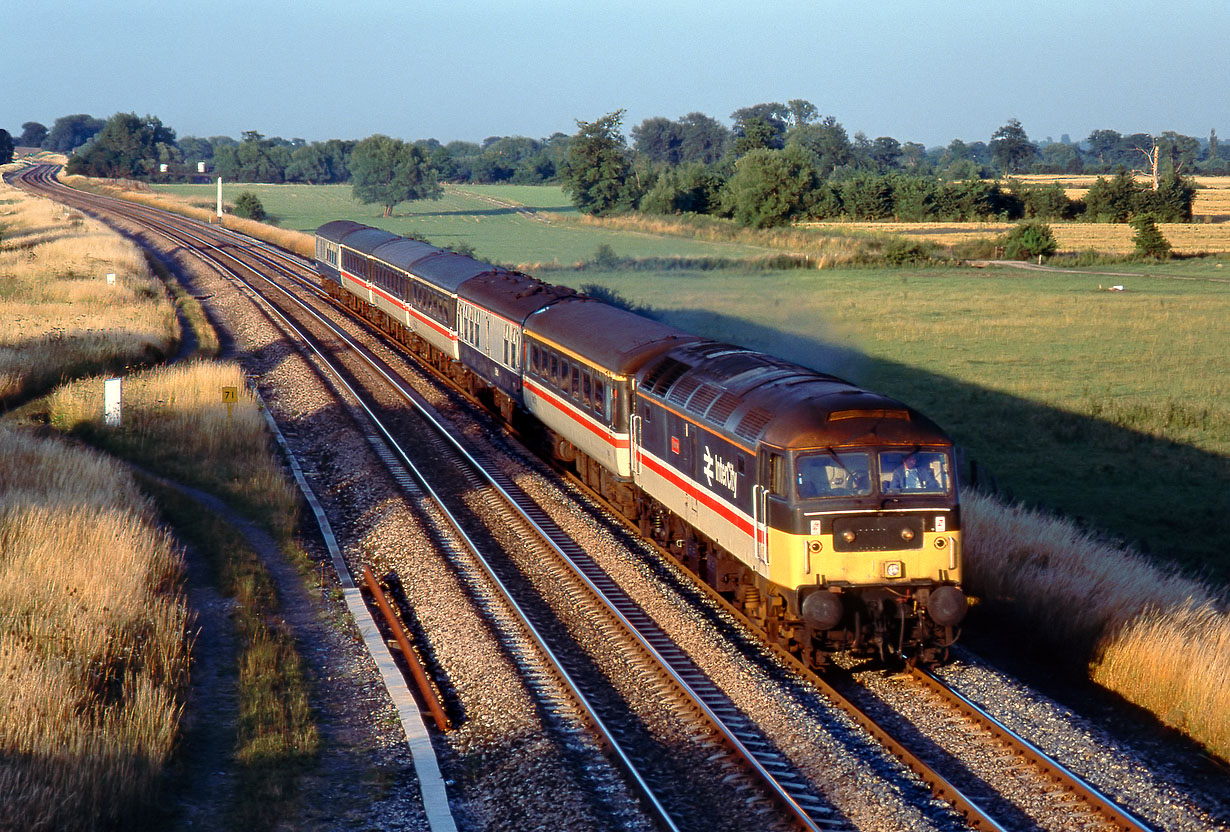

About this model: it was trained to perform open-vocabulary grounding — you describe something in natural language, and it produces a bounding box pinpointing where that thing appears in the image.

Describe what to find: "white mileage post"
[221,385,238,423]
[104,377,122,426]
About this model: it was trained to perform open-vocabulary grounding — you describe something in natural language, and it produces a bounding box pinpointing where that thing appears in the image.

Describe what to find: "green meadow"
[152,182,1230,580]
[151,182,772,265]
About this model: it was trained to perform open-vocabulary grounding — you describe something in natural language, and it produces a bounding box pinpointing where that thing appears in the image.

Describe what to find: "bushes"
[1131,215,1172,259]
[232,191,266,221]
[1084,171,1195,223]
[1000,219,1058,259]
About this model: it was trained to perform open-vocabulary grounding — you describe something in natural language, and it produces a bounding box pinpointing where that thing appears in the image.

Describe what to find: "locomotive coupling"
[801,589,845,632]
[926,585,968,627]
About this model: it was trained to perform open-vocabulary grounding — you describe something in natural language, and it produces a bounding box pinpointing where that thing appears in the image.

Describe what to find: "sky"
[7,0,1229,149]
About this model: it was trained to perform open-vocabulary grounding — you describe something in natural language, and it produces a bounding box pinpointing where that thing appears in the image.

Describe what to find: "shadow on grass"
[650,306,1230,585]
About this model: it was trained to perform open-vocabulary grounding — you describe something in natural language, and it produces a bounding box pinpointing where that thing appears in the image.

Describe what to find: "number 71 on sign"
[222,386,238,422]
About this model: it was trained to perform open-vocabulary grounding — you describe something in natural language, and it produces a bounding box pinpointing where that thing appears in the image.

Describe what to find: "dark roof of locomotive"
[637,341,951,450]
[317,220,369,244]
[458,270,576,324]
[525,298,700,375]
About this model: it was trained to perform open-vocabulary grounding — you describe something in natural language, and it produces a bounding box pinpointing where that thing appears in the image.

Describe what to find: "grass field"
[151,182,773,266]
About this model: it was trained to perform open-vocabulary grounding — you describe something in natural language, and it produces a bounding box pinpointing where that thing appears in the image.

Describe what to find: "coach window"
[582,372,592,408]
[550,354,560,386]
[593,378,606,418]
[571,365,580,399]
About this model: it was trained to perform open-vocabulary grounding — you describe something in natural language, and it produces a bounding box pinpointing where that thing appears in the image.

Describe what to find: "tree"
[232,191,267,221]
[1086,129,1120,165]
[722,146,818,227]
[66,112,177,178]
[869,136,902,170]
[639,162,724,215]
[990,118,1038,173]
[1130,215,1171,259]
[561,111,638,216]
[350,134,442,217]
[19,121,47,148]
[676,112,729,164]
[0,130,13,165]
[285,144,330,184]
[44,114,105,152]
[786,99,818,128]
[632,116,684,165]
[1209,129,1219,161]
[786,115,852,177]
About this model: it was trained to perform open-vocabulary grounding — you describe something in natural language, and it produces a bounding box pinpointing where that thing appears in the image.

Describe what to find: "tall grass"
[0,182,177,404]
[962,489,1230,762]
[45,360,298,530]
[0,427,190,831]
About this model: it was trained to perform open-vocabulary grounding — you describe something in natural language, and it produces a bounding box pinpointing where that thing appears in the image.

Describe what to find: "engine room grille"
[734,407,773,441]
[687,383,721,415]
[643,357,690,397]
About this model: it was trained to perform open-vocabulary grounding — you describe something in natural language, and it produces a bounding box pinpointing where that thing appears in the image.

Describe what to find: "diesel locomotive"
[316,220,968,666]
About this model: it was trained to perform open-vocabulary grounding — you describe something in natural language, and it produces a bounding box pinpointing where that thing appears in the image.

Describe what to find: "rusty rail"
[363,563,451,732]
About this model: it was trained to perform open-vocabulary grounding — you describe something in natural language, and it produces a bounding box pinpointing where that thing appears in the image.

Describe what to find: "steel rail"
[909,666,1156,832]
[17,170,686,831]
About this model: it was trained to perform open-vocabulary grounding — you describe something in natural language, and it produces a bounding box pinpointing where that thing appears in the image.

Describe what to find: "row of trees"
[562,111,1198,227]
[8,106,1214,222]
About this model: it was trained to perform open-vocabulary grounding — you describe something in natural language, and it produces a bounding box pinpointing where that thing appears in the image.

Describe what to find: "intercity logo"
[702,445,738,499]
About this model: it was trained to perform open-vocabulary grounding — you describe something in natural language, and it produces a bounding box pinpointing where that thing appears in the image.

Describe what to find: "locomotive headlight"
[807,540,823,554]
[934,537,947,549]
[882,560,904,579]
[841,530,856,544]
[900,528,915,542]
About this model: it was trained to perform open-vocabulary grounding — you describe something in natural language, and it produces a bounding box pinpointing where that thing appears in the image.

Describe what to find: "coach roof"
[370,237,442,273]
[459,270,577,323]
[340,226,400,256]
[316,220,369,244]
[525,297,699,375]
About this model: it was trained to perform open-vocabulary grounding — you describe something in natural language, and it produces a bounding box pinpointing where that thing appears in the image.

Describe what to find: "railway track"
[7,163,1193,832]
[9,164,844,830]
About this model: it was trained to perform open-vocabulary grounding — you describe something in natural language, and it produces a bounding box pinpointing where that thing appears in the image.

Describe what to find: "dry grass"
[807,219,1230,255]
[0,181,177,403]
[45,360,298,529]
[802,174,1230,255]
[58,172,316,259]
[962,489,1229,762]
[1090,602,1230,761]
[0,427,189,831]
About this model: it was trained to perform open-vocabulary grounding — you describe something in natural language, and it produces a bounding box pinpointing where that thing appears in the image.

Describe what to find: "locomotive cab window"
[795,451,872,499]
[880,450,951,495]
